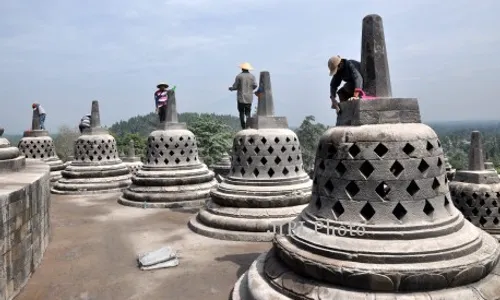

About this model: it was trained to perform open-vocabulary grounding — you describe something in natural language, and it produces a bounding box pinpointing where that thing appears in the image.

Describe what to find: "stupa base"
[188,200,308,242]
[51,175,132,195]
[118,174,216,208]
[118,197,207,209]
[45,158,65,183]
[232,250,500,300]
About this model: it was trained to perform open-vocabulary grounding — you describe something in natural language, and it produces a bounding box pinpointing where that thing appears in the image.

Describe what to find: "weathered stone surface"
[118,90,216,208]
[17,108,64,183]
[246,72,288,129]
[0,129,50,300]
[51,101,132,194]
[361,14,392,97]
[121,140,143,175]
[450,131,500,240]
[337,98,420,126]
[232,14,500,299]
[210,152,231,181]
[189,71,312,241]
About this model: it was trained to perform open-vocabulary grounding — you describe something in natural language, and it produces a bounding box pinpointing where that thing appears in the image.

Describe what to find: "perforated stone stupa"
[450,131,500,240]
[189,71,312,242]
[210,152,231,182]
[17,108,65,182]
[232,15,500,299]
[121,140,143,175]
[51,101,132,194]
[118,90,216,208]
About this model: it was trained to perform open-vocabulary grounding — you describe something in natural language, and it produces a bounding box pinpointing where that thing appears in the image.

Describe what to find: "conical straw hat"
[239,62,254,70]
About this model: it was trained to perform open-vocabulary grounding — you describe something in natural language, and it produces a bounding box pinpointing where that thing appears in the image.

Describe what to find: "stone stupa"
[121,140,143,175]
[232,15,500,299]
[210,152,231,182]
[51,101,132,194]
[189,71,312,242]
[17,107,65,183]
[118,89,216,208]
[450,131,500,240]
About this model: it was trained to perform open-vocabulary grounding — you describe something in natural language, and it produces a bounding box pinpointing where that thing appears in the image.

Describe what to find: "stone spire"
[337,14,419,126]
[165,89,178,124]
[361,14,392,97]
[90,100,101,128]
[127,140,136,158]
[247,71,288,129]
[256,71,274,117]
[31,108,41,130]
[468,131,484,171]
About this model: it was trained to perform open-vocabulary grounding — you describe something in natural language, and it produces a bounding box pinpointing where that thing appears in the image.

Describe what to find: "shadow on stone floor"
[170,207,200,214]
[215,252,263,278]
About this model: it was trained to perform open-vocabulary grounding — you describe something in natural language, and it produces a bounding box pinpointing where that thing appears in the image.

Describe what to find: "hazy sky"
[0,0,499,134]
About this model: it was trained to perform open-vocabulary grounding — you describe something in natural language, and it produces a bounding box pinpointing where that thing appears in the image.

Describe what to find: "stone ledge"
[454,170,500,184]
[0,157,25,173]
[247,116,289,129]
[0,160,50,300]
[337,98,421,126]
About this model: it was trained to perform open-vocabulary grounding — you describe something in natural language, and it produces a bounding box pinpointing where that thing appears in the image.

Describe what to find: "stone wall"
[0,161,50,300]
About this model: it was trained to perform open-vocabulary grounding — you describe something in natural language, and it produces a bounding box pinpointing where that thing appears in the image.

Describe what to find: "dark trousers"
[158,105,167,122]
[237,102,251,129]
[79,125,90,133]
[39,114,46,130]
[337,82,355,102]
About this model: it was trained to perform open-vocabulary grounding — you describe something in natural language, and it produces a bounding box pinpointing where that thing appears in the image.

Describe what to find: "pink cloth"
[359,90,377,100]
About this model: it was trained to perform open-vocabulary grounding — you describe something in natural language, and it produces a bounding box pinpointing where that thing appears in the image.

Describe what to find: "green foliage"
[294,116,328,171]
[53,125,80,161]
[430,121,500,170]
[187,115,234,166]
[111,132,148,161]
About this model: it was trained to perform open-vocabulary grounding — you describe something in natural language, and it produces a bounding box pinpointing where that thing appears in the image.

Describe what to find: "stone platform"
[118,90,216,208]
[51,101,131,194]
[0,129,51,300]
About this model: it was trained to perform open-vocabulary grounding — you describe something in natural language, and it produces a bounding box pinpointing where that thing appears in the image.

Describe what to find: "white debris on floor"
[137,246,179,271]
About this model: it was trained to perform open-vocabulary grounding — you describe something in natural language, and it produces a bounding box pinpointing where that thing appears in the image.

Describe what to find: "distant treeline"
[6,117,500,172]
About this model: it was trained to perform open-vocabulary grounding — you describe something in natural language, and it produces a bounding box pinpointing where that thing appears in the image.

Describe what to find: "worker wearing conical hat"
[328,55,363,114]
[228,62,258,129]
[154,82,170,122]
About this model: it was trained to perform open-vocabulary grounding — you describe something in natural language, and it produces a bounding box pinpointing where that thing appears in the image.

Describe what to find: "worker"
[154,82,169,122]
[229,62,258,129]
[32,103,47,129]
[328,55,364,114]
[79,114,91,133]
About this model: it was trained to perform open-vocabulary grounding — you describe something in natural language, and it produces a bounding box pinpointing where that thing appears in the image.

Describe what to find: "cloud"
[0,0,499,132]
